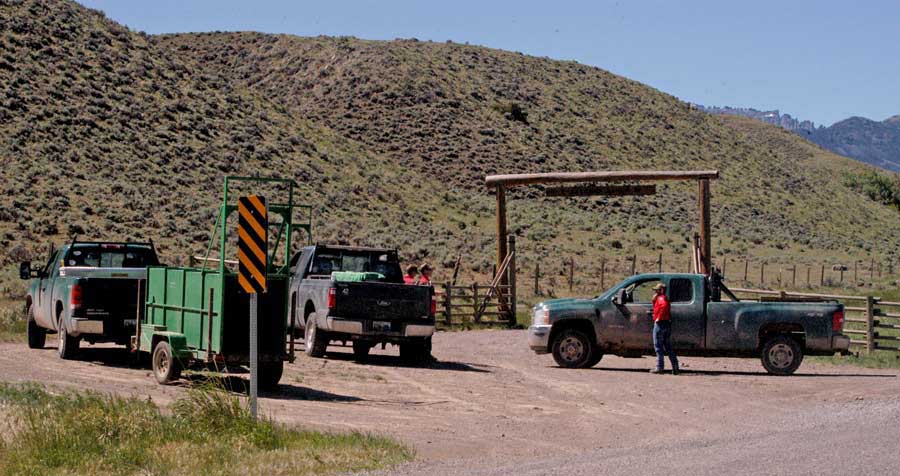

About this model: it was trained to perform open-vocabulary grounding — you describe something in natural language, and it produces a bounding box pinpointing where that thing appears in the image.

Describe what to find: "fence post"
[508,235,517,327]
[760,262,765,286]
[806,266,811,287]
[534,263,540,296]
[601,259,606,290]
[791,265,796,287]
[658,253,663,273]
[444,282,452,326]
[722,256,727,277]
[820,264,825,287]
[568,258,574,292]
[630,254,636,276]
[854,261,858,283]
[870,258,875,284]
[866,295,875,354]
[472,283,480,323]
[744,259,749,282]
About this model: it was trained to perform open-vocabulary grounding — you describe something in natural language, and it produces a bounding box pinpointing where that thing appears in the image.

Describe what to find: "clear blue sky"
[79,0,899,127]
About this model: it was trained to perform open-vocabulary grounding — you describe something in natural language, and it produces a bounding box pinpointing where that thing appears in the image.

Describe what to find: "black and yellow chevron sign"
[238,195,267,294]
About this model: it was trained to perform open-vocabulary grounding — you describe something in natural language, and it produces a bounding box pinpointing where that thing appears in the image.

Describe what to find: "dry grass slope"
[1,0,898,294]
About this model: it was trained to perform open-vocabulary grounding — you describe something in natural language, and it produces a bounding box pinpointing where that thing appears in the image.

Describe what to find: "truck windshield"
[310,249,403,283]
[64,244,160,268]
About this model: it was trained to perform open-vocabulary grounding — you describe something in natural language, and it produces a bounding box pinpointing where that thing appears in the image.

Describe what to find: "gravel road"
[1,330,897,475]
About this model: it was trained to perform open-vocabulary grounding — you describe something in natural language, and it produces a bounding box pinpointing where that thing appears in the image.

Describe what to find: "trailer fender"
[145,328,191,360]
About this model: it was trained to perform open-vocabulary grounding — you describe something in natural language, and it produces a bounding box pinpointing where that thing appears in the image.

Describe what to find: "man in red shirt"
[403,265,419,285]
[651,282,679,374]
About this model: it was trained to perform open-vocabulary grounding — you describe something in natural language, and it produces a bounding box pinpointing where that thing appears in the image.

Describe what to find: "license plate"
[373,321,391,332]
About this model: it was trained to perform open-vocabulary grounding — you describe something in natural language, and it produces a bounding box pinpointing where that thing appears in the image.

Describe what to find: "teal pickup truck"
[20,241,159,359]
[527,273,850,375]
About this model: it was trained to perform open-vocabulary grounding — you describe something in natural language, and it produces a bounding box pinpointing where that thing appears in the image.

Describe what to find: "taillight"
[70,282,83,309]
[832,310,844,333]
[430,296,437,316]
[327,287,336,309]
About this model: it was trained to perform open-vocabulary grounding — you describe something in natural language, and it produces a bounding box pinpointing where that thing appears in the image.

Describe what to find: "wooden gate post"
[472,283,480,323]
[630,254,637,276]
[820,264,825,286]
[760,262,765,285]
[444,282,452,325]
[508,235,517,326]
[495,186,509,312]
[744,259,749,282]
[866,295,876,354]
[533,263,540,296]
[698,178,712,276]
[568,258,574,292]
[658,253,663,273]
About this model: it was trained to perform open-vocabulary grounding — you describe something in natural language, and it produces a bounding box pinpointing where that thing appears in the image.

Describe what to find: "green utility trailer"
[135,177,311,388]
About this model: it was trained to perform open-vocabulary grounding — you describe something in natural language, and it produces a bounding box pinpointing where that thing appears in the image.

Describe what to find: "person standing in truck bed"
[403,265,419,285]
[651,282,679,375]
[418,263,434,286]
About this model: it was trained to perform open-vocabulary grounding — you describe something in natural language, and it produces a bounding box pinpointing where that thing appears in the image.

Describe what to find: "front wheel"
[551,329,595,368]
[761,335,803,375]
[57,319,80,360]
[26,305,46,349]
[304,313,328,358]
[152,340,183,385]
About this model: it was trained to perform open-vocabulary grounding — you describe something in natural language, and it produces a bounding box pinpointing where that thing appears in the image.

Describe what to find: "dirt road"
[1,330,898,475]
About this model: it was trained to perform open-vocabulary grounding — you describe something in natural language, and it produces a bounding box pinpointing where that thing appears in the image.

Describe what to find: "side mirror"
[613,288,627,305]
[19,261,32,280]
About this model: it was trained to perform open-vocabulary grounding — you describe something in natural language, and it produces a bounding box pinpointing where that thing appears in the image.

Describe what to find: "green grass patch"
[0,382,412,476]
[0,304,25,343]
[809,351,900,370]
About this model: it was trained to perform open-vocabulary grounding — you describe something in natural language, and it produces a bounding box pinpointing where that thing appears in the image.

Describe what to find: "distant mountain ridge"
[698,105,900,173]
[697,105,818,133]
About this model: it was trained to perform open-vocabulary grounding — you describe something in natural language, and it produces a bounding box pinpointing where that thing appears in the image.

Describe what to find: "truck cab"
[528,273,850,375]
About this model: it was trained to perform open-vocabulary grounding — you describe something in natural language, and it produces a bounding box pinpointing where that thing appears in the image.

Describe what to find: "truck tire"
[304,313,328,358]
[551,329,594,369]
[259,361,284,390]
[57,319,80,360]
[352,341,372,360]
[585,348,604,368]
[26,305,46,349]
[152,340,182,385]
[761,335,803,376]
[399,338,432,363]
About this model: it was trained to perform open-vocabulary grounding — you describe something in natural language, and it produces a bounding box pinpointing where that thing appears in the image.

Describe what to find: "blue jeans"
[653,320,679,371]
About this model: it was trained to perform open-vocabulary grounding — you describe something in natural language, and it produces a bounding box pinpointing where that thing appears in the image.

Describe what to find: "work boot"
[649,368,664,374]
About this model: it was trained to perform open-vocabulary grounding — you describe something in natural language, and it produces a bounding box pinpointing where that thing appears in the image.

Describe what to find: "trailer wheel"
[152,340,182,385]
[761,335,803,376]
[26,305,46,349]
[259,361,284,390]
[551,329,594,368]
[57,319,80,360]
[304,313,328,358]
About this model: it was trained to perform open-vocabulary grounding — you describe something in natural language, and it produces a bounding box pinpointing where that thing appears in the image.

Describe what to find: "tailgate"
[81,277,143,337]
[331,282,431,321]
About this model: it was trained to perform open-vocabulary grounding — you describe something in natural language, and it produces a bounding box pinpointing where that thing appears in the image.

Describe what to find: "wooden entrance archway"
[484,170,720,311]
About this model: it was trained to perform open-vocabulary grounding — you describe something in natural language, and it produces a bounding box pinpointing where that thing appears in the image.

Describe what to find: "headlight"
[532,305,550,326]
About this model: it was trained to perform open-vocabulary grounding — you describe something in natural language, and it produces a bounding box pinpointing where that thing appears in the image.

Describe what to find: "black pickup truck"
[288,245,435,362]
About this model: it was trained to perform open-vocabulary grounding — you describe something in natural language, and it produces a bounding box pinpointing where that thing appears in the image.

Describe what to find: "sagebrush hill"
[1,0,898,289]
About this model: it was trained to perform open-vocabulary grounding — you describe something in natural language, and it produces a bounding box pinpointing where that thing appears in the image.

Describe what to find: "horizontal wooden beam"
[545,184,656,198]
[485,170,719,188]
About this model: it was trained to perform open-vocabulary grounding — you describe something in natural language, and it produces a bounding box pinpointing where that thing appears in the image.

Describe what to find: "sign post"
[237,195,267,419]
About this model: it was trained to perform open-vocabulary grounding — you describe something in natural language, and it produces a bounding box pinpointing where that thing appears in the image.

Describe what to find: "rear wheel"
[26,305,45,349]
[551,329,594,368]
[399,338,432,363]
[152,340,182,385]
[259,361,284,390]
[304,313,328,358]
[584,348,604,368]
[352,341,372,360]
[57,319,80,360]
[761,335,803,376]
